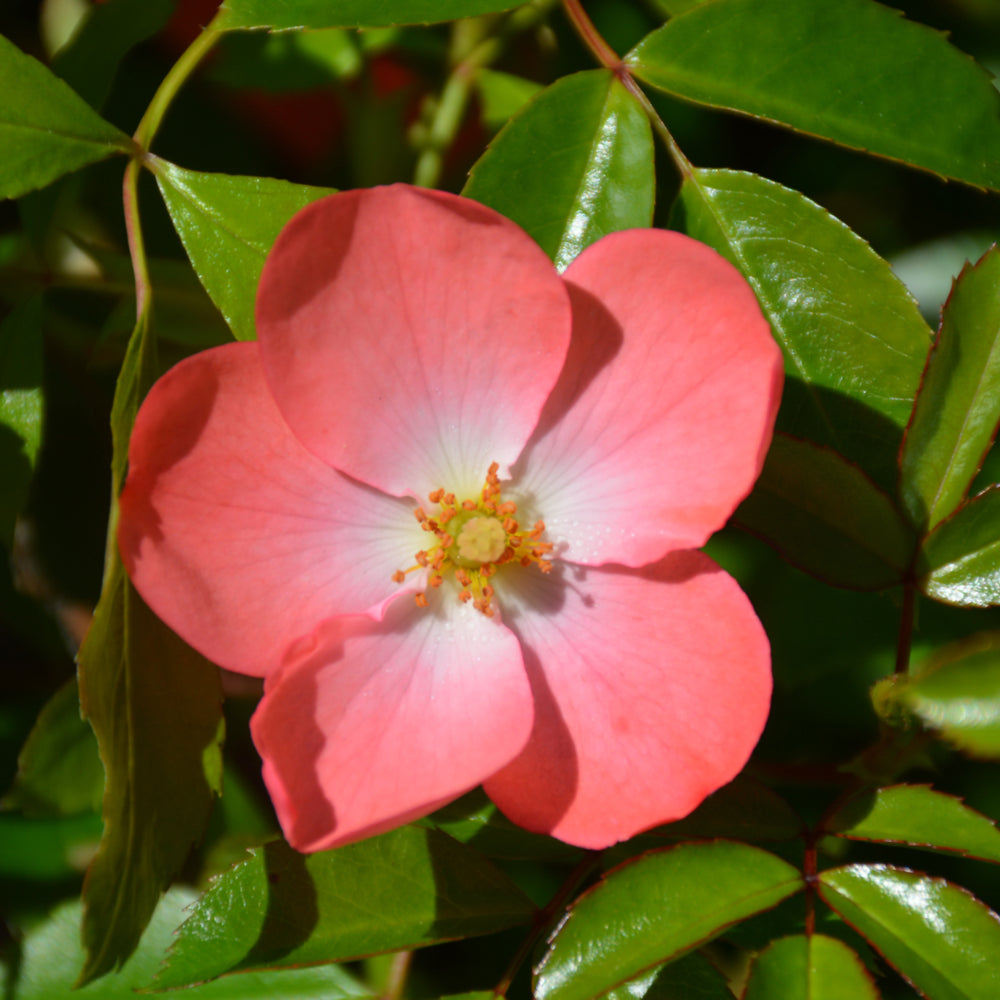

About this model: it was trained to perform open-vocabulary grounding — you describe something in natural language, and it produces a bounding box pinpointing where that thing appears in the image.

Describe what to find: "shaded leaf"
[735,434,913,589]
[0,812,102,882]
[892,632,1000,758]
[901,247,1000,532]
[77,306,225,984]
[464,69,654,271]
[0,295,44,549]
[535,841,803,1000]
[0,32,131,199]
[0,889,373,1000]
[216,0,522,30]
[154,829,536,988]
[743,934,879,1000]
[474,68,542,128]
[627,0,1000,190]
[605,952,732,1000]
[921,486,1000,606]
[51,0,175,110]
[672,168,930,492]
[3,678,103,817]
[819,863,1000,1000]
[825,784,1000,863]
[151,159,333,341]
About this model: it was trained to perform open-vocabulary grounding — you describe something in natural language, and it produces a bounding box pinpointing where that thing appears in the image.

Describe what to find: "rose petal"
[256,184,572,499]
[253,591,532,851]
[118,342,424,677]
[511,229,783,566]
[484,551,771,848]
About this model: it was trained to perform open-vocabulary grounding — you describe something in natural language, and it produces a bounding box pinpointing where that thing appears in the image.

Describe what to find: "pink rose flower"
[118,184,783,851]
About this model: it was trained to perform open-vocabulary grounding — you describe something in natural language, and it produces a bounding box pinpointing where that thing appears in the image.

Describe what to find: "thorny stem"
[494,851,601,998]
[560,0,692,180]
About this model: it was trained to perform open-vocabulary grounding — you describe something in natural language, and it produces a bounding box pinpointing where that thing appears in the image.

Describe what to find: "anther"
[462,499,477,511]
[428,488,444,503]
[414,507,427,523]
[415,593,428,608]
[429,573,443,588]
[392,570,406,584]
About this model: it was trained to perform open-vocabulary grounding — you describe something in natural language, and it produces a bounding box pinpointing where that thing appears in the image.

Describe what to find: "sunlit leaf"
[893,632,1000,758]
[3,679,103,817]
[901,247,1000,533]
[735,433,913,589]
[922,487,1000,606]
[51,0,175,110]
[673,168,930,491]
[151,159,333,341]
[825,783,1000,863]
[743,934,879,1000]
[535,842,803,1000]
[154,829,536,988]
[0,295,44,549]
[464,69,654,271]
[0,889,373,1000]
[0,33,131,199]
[215,0,522,30]
[627,0,1000,190]
[819,864,1000,999]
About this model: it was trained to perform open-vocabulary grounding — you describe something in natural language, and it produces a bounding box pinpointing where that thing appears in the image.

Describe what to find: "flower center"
[392,462,553,617]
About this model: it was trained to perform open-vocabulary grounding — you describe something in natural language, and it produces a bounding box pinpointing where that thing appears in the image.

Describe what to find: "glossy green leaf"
[155,828,536,988]
[627,0,1000,190]
[605,953,732,1000]
[922,486,1000,606]
[3,679,103,817]
[151,159,333,341]
[464,69,654,271]
[819,864,1000,999]
[0,295,44,549]
[215,0,522,30]
[0,889,373,1000]
[51,0,175,110]
[901,248,1000,532]
[76,304,225,985]
[0,33,131,199]
[826,783,1000,863]
[735,434,913,589]
[535,841,803,1000]
[672,169,930,491]
[895,632,1000,757]
[743,934,879,1000]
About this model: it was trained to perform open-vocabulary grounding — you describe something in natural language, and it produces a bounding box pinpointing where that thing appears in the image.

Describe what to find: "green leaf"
[626,0,1000,190]
[215,0,523,30]
[921,486,1000,606]
[893,632,1000,758]
[0,889,374,1000]
[825,783,1000,863]
[0,295,44,549]
[151,160,333,341]
[0,33,131,199]
[735,434,914,589]
[3,679,103,817]
[743,934,879,1000]
[474,69,542,128]
[0,811,102,882]
[154,828,537,988]
[76,305,225,985]
[535,841,803,1000]
[819,864,1000,1000]
[901,248,1000,532]
[51,0,175,110]
[464,69,654,271]
[672,168,931,490]
[604,953,732,1000]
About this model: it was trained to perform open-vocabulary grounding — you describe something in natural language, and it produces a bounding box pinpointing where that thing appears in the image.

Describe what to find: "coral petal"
[252,595,532,851]
[513,229,783,565]
[484,552,771,848]
[256,185,572,498]
[118,342,422,677]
